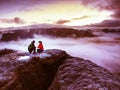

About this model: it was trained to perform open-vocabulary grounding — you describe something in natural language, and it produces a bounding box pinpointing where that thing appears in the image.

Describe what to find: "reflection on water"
[0,33,120,72]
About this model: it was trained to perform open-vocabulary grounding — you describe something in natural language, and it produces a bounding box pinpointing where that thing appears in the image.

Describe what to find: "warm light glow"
[0,2,113,28]
[0,23,27,28]
[64,11,112,26]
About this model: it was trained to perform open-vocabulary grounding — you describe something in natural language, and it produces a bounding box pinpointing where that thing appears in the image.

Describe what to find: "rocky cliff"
[0,49,120,90]
[49,57,120,90]
[0,28,95,41]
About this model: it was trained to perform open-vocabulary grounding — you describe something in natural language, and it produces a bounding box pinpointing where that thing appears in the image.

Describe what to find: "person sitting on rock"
[37,41,44,53]
[28,40,36,54]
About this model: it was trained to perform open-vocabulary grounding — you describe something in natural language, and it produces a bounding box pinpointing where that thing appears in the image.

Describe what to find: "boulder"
[1,49,68,90]
[0,49,120,90]
[49,57,120,90]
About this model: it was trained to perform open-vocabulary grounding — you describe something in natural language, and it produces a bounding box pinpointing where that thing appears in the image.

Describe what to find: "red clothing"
[38,43,44,50]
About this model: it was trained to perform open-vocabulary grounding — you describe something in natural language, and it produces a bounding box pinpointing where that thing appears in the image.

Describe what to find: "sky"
[0,0,120,28]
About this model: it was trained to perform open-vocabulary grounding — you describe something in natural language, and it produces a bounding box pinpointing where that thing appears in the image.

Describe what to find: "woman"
[37,41,44,53]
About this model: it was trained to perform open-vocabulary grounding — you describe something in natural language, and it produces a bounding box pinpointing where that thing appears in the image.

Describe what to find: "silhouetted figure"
[28,40,36,54]
[37,41,44,53]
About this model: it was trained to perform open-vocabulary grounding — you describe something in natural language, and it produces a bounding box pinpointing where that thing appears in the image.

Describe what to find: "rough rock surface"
[0,49,68,90]
[49,57,120,90]
[0,49,120,90]
[0,52,28,89]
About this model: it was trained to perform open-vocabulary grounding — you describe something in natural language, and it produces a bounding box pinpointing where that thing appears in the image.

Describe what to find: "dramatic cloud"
[0,0,120,27]
[85,19,120,27]
[0,0,120,18]
[109,0,120,18]
[79,0,120,18]
[56,16,94,24]
[0,17,24,24]
[0,0,55,8]
[56,20,70,24]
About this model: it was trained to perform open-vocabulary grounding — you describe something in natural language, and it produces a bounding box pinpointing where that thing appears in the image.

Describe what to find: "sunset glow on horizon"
[0,0,120,28]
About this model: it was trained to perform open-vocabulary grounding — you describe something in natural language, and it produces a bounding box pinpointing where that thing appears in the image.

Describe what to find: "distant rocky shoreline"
[0,49,120,90]
[0,28,97,41]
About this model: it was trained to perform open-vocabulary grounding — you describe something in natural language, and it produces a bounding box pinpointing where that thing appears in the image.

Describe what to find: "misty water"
[0,32,120,72]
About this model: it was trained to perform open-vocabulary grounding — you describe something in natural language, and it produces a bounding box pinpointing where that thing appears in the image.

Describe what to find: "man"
[28,40,36,54]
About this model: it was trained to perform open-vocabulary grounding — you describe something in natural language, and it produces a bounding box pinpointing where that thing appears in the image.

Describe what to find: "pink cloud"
[84,19,120,27]
[56,20,70,24]
[72,16,92,20]
[0,17,24,24]
[79,0,120,18]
